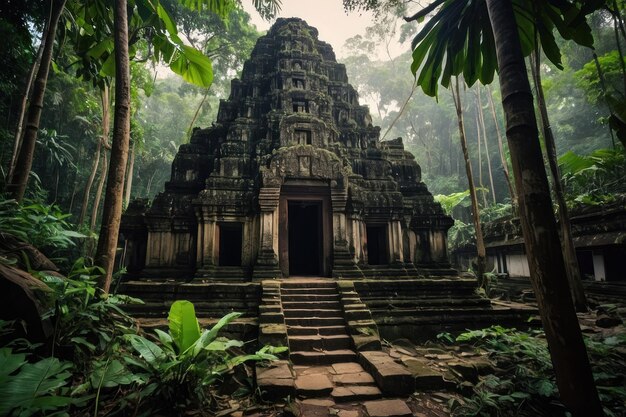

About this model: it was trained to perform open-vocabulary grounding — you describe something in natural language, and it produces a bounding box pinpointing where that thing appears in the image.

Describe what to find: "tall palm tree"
[485,1,602,414]
[405,0,604,413]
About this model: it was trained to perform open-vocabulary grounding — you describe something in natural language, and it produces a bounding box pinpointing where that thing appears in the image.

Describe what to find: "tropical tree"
[530,48,588,312]
[483,6,601,411]
[359,0,606,414]
[451,77,487,285]
[6,0,67,202]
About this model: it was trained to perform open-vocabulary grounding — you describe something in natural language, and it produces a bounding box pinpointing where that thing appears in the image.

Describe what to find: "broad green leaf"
[156,3,176,35]
[193,311,242,355]
[169,46,214,88]
[0,348,27,384]
[154,328,174,349]
[168,300,201,353]
[206,338,244,351]
[100,53,116,78]
[409,0,595,96]
[87,39,114,59]
[558,151,594,175]
[0,357,73,415]
[127,334,165,364]
[90,359,136,388]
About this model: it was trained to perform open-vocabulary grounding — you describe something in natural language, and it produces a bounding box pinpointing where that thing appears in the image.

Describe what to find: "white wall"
[592,253,606,281]
[506,254,530,277]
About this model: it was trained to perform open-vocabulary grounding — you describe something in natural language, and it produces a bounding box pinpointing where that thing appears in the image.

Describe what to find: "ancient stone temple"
[120,23,534,396]
[122,18,454,281]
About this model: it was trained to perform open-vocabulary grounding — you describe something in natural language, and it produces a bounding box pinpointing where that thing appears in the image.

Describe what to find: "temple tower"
[122,18,454,281]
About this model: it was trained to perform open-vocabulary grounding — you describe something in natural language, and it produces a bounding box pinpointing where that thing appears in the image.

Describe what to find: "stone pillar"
[253,187,281,279]
[390,219,404,263]
[196,207,218,277]
[195,212,204,267]
[331,188,362,278]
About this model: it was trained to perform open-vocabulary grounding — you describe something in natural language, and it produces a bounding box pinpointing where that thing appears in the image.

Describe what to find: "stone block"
[295,374,334,398]
[363,399,412,417]
[359,351,415,396]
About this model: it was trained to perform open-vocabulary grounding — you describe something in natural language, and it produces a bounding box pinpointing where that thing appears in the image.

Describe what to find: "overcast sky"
[242,0,381,58]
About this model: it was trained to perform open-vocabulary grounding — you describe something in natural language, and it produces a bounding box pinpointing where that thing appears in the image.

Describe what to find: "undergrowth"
[440,325,626,417]
[0,257,285,416]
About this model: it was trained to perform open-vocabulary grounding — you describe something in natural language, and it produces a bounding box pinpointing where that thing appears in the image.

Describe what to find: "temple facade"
[122,18,454,280]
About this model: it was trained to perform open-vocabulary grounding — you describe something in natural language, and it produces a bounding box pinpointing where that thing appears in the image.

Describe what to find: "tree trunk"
[6,0,67,201]
[79,86,109,226]
[69,145,83,214]
[530,50,588,312]
[186,88,210,141]
[452,78,486,286]
[8,39,45,182]
[477,86,497,203]
[486,85,516,207]
[485,1,602,415]
[592,51,618,148]
[90,151,108,232]
[474,107,488,207]
[95,0,132,294]
[124,140,135,205]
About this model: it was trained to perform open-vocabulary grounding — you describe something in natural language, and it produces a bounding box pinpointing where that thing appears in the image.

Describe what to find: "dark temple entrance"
[288,201,322,275]
[366,225,388,265]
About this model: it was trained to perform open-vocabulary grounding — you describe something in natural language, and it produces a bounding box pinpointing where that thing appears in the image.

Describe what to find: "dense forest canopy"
[2,0,623,219]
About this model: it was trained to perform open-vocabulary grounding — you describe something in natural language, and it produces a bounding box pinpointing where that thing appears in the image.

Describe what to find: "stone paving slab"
[295,374,334,397]
[301,399,336,407]
[332,385,382,402]
[337,410,360,417]
[296,366,331,376]
[363,399,413,417]
[332,372,375,385]
[331,362,365,374]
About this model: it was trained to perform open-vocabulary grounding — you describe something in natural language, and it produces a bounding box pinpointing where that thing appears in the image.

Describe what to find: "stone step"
[282,300,342,310]
[283,308,343,318]
[287,325,348,336]
[281,281,337,289]
[286,316,346,327]
[365,297,491,308]
[294,374,334,398]
[331,371,375,386]
[281,287,338,295]
[281,293,340,302]
[290,349,357,365]
[331,385,382,402]
[359,351,415,396]
[289,334,352,351]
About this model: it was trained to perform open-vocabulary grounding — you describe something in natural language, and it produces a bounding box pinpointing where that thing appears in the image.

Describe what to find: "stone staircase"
[282,280,357,366]
[281,279,384,403]
[257,279,420,417]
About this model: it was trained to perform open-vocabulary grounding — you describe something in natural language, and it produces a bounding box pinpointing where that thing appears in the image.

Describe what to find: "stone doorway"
[279,183,332,277]
[288,201,322,275]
